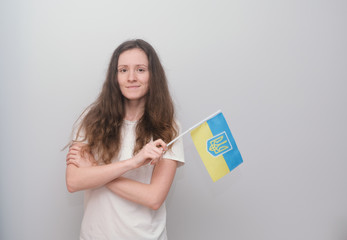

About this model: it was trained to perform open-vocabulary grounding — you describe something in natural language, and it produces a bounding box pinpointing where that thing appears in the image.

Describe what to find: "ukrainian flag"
[190,112,243,182]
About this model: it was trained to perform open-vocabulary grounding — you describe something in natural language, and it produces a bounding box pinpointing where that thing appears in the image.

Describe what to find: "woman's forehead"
[118,48,148,66]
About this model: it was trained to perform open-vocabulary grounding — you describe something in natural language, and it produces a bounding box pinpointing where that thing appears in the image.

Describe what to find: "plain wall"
[1,0,346,239]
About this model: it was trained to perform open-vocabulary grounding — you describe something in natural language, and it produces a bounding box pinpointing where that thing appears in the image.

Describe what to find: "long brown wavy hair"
[73,39,177,164]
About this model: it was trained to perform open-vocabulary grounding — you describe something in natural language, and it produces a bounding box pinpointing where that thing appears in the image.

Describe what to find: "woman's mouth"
[126,85,140,89]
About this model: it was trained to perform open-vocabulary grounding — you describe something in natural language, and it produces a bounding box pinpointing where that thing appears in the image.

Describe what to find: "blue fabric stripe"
[207,112,243,171]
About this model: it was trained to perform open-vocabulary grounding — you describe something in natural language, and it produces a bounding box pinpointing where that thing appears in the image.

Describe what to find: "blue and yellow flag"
[190,112,243,182]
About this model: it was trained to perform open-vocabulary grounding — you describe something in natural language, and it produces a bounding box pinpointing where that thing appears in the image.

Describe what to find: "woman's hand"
[132,139,167,168]
[66,142,97,168]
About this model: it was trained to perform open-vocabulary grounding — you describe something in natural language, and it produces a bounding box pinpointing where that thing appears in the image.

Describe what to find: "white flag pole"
[167,109,222,147]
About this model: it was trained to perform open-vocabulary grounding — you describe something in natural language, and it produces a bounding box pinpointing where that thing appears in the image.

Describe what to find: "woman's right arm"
[65,140,166,193]
[66,160,136,193]
[65,143,137,192]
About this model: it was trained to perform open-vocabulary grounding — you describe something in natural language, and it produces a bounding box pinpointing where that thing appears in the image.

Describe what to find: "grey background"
[1,0,346,239]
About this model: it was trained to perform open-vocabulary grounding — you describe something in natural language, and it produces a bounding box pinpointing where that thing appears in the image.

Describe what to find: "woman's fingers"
[145,140,167,165]
[66,149,80,161]
[65,142,96,168]
[69,145,82,152]
[144,144,163,159]
[153,139,167,151]
[67,150,78,156]
[149,146,163,156]
[132,139,167,168]
[66,154,78,162]
[150,139,167,152]
[66,159,80,167]
[69,142,86,152]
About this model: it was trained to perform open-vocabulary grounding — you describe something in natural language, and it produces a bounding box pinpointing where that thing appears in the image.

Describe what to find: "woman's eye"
[118,68,127,73]
[137,68,146,73]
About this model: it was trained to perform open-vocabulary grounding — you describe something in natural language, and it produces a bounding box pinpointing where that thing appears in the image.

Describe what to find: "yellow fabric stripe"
[190,122,230,182]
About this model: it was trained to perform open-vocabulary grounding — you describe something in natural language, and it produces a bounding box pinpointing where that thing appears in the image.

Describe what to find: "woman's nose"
[127,69,137,81]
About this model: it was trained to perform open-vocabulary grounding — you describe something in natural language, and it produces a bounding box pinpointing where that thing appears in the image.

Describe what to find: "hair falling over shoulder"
[74,39,177,164]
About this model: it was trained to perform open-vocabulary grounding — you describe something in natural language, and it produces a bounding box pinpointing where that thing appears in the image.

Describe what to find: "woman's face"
[117,48,150,104]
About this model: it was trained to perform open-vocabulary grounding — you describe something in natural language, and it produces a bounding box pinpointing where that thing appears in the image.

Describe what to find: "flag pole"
[167,109,221,147]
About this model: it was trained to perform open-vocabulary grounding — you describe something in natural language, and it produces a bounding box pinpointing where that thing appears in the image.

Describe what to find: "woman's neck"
[123,99,145,121]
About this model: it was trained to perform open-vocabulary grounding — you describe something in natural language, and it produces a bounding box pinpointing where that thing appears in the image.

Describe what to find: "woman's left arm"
[106,158,178,210]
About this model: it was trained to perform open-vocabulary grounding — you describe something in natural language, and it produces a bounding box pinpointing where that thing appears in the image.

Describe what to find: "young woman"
[65,39,184,240]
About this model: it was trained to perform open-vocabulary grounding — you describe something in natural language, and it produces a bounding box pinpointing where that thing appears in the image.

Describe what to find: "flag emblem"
[207,132,232,157]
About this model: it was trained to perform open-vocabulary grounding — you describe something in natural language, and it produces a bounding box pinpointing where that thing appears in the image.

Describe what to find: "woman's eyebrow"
[117,64,148,67]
